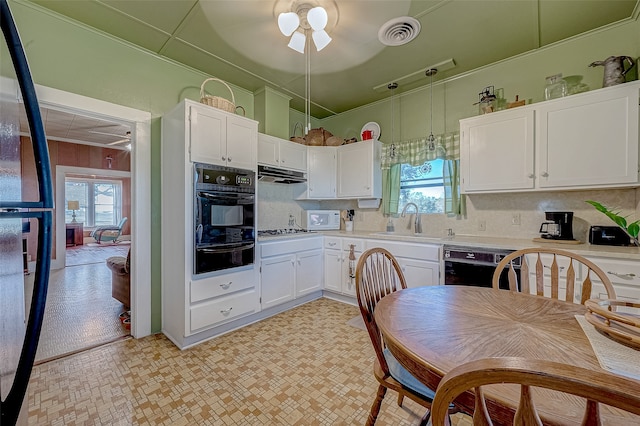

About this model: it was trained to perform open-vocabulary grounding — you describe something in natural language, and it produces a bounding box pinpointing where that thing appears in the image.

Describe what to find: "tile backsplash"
[259,182,640,242]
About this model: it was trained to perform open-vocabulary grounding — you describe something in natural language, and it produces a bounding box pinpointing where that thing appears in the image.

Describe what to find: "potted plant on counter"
[585,200,640,246]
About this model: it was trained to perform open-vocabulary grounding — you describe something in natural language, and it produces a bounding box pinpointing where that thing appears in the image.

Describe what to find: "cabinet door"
[337,141,379,198]
[460,108,535,192]
[279,140,307,172]
[189,105,226,165]
[307,146,337,198]
[260,254,295,309]
[257,133,279,167]
[537,85,639,189]
[398,258,440,288]
[341,250,361,296]
[323,249,342,292]
[226,114,257,171]
[296,249,323,297]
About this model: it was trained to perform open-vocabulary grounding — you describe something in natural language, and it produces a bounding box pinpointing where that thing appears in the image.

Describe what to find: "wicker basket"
[290,122,306,144]
[200,78,236,113]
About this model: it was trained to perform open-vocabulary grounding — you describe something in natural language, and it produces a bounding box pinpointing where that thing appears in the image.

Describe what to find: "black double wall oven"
[194,163,255,275]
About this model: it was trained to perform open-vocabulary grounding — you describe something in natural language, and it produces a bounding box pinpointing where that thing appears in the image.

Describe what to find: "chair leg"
[397,391,404,407]
[366,384,387,426]
[419,409,431,426]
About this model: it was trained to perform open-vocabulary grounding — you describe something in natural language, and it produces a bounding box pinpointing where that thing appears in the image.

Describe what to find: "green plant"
[585,200,640,241]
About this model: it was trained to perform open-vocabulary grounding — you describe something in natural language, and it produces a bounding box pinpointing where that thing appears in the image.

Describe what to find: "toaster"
[588,225,633,246]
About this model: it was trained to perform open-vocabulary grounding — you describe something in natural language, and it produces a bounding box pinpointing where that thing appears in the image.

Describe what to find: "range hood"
[258,165,306,184]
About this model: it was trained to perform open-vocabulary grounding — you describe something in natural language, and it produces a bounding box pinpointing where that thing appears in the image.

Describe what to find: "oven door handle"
[198,242,255,254]
[197,191,254,202]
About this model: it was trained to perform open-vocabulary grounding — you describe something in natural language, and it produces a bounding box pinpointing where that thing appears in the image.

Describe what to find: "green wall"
[9,0,639,333]
[319,17,640,144]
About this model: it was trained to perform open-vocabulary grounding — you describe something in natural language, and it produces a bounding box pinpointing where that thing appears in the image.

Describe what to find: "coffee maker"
[539,211,574,240]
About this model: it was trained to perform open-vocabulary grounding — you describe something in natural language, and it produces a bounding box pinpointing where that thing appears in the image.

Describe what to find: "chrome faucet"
[401,202,422,234]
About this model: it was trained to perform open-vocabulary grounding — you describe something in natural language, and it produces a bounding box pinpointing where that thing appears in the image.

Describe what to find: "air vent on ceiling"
[378,16,421,46]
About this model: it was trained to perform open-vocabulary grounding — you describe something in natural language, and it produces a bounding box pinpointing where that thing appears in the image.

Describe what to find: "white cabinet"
[337,140,382,199]
[305,146,337,199]
[584,256,640,314]
[295,249,323,297]
[460,108,535,192]
[260,254,296,309]
[259,236,323,309]
[189,100,258,170]
[161,99,259,349]
[366,239,441,287]
[258,133,307,172]
[537,85,639,189]
[460,82,640,194]
[323,237,365,297]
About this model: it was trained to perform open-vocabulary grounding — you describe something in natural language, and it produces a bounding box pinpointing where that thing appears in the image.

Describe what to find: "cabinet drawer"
[190,289,258,332]
[366,239,440,261]
[324,236,341,249]
[342,238,366,252]
[190,268,256,303]
[261,236,323,258]
[586,257,640,287]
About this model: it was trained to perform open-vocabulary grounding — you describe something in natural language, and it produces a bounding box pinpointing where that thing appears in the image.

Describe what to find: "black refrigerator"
[1,0,53,424]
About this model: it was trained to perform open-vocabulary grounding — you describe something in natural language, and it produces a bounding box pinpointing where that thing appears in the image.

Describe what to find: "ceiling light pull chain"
[305,34,311,134]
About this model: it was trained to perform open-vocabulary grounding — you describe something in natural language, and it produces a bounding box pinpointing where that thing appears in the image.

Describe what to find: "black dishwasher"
[443,246,520,290]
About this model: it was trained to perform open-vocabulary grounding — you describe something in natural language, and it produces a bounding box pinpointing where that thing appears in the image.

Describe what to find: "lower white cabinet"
[366,239,441,287]
[585,256,640,314]
[323,237,365,296]
[259,236,323,309]
[260,254,296,309]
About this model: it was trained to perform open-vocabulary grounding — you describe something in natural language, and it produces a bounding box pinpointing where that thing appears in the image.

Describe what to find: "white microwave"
[302,210,341,231]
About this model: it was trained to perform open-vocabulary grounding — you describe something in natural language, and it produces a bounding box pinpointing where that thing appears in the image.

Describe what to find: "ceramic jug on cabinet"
[589,56,636,87]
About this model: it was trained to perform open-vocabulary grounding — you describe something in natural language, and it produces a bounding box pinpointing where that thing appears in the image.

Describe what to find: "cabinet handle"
[528,174,535,179]
[220,307,233,314]
[282,159,285,163]
[219,281,233,289]
[228,156,232,162]
[541,172,549,177]
[328,242,336,247]
[297,259,301,265]
[291,260,295,266]
[221,156,226,161]
[607,271,636,280]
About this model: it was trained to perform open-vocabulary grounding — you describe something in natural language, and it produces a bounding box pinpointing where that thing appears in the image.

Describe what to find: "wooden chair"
[431,357,640,426]
[491,247,616,304]
[356,248,455,425]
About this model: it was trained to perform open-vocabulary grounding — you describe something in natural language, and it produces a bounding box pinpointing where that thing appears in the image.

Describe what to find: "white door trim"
[34,84,152,338]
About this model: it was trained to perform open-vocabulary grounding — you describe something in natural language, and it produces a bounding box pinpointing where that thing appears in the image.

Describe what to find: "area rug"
[346,315,366,331]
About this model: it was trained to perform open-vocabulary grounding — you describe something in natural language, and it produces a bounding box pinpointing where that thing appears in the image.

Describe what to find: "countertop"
[258,230,640,261]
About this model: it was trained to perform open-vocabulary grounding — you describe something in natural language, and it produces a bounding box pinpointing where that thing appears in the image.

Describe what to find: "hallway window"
[65,177,122,227]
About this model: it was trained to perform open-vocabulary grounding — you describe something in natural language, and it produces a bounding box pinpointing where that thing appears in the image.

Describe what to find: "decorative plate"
[360,122,381,141]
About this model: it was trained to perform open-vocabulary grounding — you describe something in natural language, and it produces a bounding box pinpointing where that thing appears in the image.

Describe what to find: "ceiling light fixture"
[278,4,332,53]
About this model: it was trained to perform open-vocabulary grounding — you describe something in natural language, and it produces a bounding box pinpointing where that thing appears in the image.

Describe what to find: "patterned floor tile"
[29,298,472,425]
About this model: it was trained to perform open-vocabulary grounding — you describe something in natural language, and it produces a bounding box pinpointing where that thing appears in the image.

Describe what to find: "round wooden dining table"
[374,285,640,426]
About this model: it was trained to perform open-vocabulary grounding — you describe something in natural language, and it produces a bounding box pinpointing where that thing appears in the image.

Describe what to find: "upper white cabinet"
[305,146,337,199]
[460,82,640,194]
[460,108,535,192]
[337,140,382,199]
[189,100,258,170]
[258,133,307,172]
[537,84,639,189]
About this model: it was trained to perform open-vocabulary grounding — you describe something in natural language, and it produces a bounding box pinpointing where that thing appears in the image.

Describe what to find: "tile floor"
[35,260,130,363]
[29,298,473,425]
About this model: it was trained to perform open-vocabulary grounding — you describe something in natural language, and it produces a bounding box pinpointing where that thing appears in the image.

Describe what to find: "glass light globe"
[307,6,328,31]
[278,12,300,36]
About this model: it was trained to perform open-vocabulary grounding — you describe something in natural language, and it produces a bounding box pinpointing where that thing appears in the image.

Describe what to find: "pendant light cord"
[305,35,311,133]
